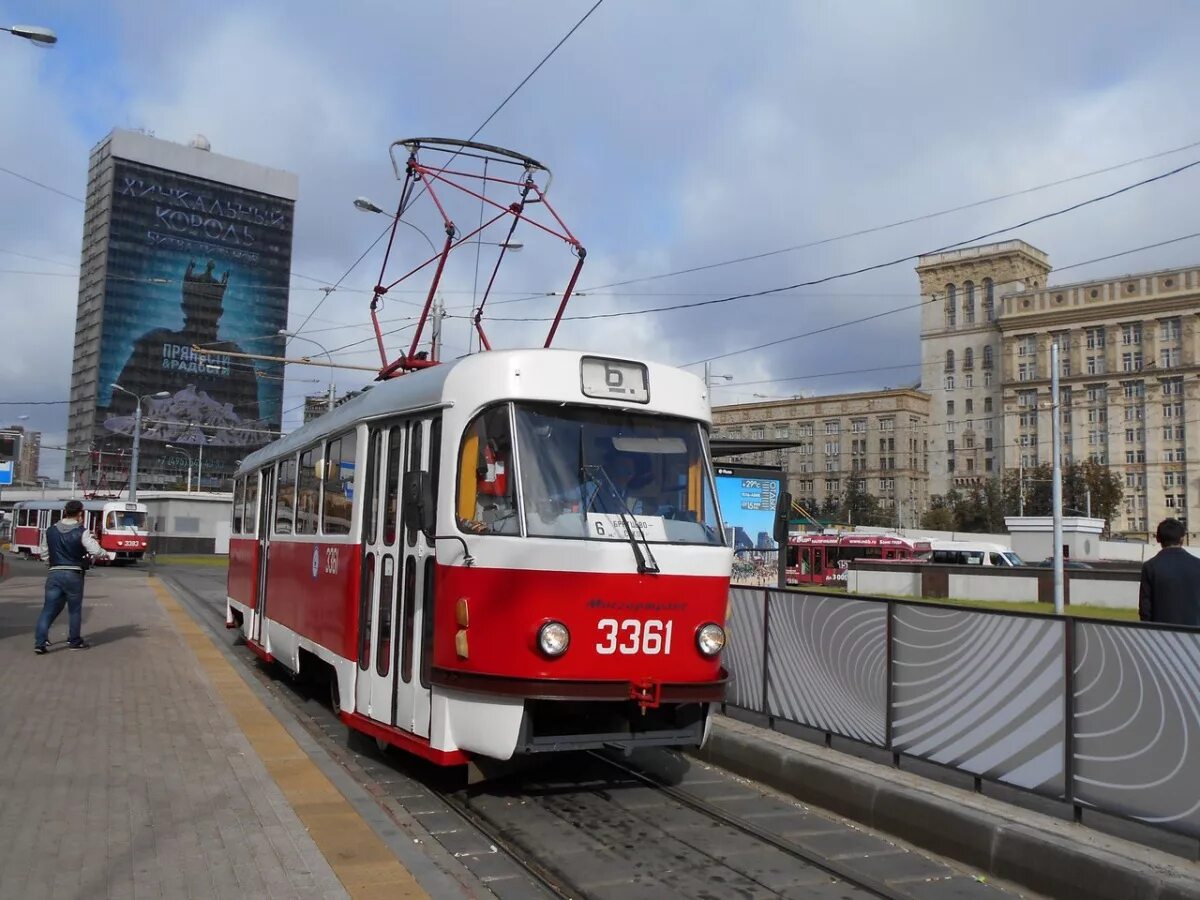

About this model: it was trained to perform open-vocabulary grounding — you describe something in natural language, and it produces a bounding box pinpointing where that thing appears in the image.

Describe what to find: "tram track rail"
[158,567,1012,900]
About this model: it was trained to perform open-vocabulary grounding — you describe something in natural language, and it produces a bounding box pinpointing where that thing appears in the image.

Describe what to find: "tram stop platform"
[0,558,480,900]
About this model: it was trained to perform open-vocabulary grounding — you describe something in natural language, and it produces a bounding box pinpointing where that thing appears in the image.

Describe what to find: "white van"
[928,540,1024,567]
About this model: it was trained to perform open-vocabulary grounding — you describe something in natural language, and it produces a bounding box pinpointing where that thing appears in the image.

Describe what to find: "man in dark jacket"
[1139,518,1200,627]
[34,500,114,653]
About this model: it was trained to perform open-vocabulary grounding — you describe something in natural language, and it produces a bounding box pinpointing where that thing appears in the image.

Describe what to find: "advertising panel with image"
[94,158,293,485]
[715,465,784,586]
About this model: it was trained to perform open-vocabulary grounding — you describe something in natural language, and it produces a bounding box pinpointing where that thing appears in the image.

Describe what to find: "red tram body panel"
[225,350,734,765]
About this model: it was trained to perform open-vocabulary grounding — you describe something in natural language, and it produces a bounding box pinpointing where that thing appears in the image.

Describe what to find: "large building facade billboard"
[96,158,293,485]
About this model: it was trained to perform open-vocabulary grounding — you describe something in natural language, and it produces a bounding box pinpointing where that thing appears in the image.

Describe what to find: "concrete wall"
[142,493,232,555]
[849,560,1139,610]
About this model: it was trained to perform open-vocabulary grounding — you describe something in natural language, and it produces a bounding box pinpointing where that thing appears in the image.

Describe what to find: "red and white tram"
[786,532,930,586]
[226,350,733,766]
[11,499,150,563]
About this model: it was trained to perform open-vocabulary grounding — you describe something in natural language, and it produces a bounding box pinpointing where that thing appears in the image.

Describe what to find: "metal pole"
[1018,459,1025,516]
[1052,341,1064,614]
[1086,488,1092,518]
[130,402,141,502]
[431,294,444,362]
[198,443,203,491]
[186,464,193,493]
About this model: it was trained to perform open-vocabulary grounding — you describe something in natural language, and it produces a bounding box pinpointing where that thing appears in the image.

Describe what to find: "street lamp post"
[111,385,169,502]
[279,330,335,411]
[1,24,57,45]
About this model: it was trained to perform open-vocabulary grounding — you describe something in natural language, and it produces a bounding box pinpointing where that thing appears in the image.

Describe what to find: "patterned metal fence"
[724,588,1200,839]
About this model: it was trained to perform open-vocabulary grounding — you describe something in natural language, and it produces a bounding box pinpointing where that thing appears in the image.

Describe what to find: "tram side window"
[296,447,321,535]
[244,473,259,535]
[406,422,424,548]
[275,457,297,534]
[232,478,245,533]
[456,405,518,535]
[322,430,357,536]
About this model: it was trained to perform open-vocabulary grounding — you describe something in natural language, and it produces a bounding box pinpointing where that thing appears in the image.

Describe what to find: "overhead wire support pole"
[1051,340,1065,614]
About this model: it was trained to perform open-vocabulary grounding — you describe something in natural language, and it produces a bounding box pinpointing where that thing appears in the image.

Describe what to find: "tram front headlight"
[538,620,570,657]
[696,622,726,657]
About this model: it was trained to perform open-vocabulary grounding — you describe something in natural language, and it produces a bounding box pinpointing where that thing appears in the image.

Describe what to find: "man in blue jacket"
[34,500,114,653]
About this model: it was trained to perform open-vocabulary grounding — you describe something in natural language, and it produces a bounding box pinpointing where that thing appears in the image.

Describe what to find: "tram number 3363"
[595,618,673,655]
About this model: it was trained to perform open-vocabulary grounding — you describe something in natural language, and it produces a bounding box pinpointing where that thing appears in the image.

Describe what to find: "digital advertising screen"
[715,464,785,587]
[95,158,294,484]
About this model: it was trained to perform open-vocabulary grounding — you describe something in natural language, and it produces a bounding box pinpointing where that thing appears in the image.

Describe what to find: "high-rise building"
[65,129,298,490]
[0,426,42,485]
[916,240,1052,497]
[712,388,931,528]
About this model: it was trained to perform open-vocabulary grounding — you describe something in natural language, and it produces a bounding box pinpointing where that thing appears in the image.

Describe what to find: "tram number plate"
[596,618,673,655]
[580,356,649,403]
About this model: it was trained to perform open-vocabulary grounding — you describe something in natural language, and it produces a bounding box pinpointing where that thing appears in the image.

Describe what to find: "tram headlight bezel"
[696,622,726,657]
[538,620,570,657]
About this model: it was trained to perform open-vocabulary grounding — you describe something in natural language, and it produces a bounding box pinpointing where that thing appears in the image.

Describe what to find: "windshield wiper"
[583,464,660,575]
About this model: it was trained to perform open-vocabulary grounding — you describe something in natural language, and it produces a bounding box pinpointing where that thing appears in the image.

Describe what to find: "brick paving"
[0,563,350,899]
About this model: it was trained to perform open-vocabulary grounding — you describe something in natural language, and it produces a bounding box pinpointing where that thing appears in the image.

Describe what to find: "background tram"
[11,499,150,563]
[225,349,734,766]
[786,532,931,586]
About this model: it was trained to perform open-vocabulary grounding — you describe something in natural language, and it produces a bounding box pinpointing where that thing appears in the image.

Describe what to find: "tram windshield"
[105,510,147,531]
[456,402,723,545]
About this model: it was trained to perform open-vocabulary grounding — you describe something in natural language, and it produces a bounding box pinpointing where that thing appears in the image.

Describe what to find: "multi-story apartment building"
[711,388,931,527]
[998,266,1200,535]
[916,241,1052,495]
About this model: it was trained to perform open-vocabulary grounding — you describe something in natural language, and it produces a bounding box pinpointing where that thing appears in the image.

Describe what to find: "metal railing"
[724,587,1200,839]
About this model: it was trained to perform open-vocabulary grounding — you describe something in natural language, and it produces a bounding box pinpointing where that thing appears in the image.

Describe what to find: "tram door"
[355,418,437,736]
[393,416,437,738]
[253,468,275,644]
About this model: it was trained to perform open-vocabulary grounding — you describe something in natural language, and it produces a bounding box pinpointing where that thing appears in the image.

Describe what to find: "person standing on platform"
[34,500,114,653]
[1139,517,1200,627]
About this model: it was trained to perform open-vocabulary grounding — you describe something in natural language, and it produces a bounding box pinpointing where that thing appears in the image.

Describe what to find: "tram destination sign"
[580,356,650,404]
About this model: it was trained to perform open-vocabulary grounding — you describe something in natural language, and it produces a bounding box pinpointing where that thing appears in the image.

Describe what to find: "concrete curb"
[695,717,1200,900]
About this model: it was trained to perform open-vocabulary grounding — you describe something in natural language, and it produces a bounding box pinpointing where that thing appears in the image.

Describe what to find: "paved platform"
[0,560,445,900]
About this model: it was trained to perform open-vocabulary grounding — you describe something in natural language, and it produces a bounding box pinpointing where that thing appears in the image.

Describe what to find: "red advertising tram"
[226,349,733,766]
[11,499,150,563]
[786,532,930,586]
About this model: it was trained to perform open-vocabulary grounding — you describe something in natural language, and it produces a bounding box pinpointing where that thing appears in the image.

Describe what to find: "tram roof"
[238,349,709,475]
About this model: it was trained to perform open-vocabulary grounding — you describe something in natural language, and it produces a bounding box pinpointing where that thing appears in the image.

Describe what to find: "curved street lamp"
[2,25,57,45]
[279,329,335,411]
[111,385,170,501]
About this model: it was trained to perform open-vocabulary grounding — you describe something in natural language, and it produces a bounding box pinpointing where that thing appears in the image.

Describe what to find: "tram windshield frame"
[455,401,725,546]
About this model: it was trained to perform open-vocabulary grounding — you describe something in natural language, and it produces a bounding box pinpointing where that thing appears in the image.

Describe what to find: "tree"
[921,495,957,531]
[1002,461,1123,532]
[952,480,1006,533]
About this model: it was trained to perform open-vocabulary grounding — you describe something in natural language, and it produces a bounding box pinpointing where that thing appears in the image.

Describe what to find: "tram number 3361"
[596,618,673,655]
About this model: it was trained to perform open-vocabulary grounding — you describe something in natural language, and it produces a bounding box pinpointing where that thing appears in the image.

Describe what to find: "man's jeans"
[35,570,84,647]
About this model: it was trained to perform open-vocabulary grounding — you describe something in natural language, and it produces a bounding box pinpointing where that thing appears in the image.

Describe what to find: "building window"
[1086,384,1107,403]
[982,345,993,369]
[1018,363,1037,382]
[946,400,955,416]
[826,479,840,494]
[1161,348,1181,368]
[1120,351,1143,372]
[825,442,840,455]
[851,419,866,433]
[1123,381,1145,399]
[1121,323,1142,345]
[1018,335,1036,357]
[1162,378,1184,397]
[1164,401,1184,419]
[985,437,993,451]
[964,347,974,370]
[945,420,956,434]
[985,457,994,472]
[1086,355,1104,375]
[750,425,765,439]
[825,421,839,435]
[775,425,790,439]
[1086,327,1106,350]
[964,281,976,324]
[798,422,814,436]
[965,398,974,414]
[1160,318,1182,341]
[984,371,992,387]
[945,375,955,390]
[945,284,957,327]
[879,418,894,432]
[945,349,955,372]
[983,278,995,321]
[984,397,993,413]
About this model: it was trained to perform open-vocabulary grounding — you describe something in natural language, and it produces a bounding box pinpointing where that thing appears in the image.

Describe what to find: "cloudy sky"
[4,0,1200,478]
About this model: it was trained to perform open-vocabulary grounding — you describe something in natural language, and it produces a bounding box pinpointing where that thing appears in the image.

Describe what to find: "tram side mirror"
[403,471,436,535]
[773,491,792,544]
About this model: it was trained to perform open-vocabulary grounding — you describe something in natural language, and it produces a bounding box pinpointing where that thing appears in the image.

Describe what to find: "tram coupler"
[630,679,662,711]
